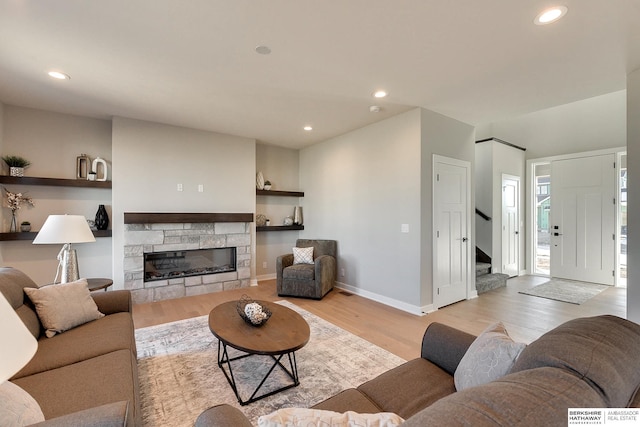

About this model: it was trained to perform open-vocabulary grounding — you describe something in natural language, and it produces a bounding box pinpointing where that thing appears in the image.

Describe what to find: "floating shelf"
[256,189,304,197]
[0,230,112,241]
[0,176,112,188]
[256,225,304,232]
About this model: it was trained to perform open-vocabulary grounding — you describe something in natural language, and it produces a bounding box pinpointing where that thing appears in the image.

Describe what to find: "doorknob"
[461,237,468,242]
[553,232,563,236]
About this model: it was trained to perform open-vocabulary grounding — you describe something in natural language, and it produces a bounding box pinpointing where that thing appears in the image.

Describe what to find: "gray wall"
[111,117,256,290]
[0,106,112,284]
[628,69,640,323]
[255,143,300,279]
[419,108,475,308]
[299,108,474,314]
[300,109,423,312]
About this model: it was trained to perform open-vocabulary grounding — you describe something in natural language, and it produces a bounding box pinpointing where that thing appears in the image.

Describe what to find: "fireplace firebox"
[144,247,236,282]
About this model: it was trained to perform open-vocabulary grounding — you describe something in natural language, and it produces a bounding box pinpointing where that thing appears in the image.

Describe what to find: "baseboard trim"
[335,282,425,316]
[255,273,276,282]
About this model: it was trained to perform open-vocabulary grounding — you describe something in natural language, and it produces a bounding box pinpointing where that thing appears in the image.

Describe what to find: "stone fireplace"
[123,212,253,304]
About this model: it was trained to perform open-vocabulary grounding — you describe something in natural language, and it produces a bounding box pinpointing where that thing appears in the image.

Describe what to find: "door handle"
[515,231,519,235]
[461,237,468,242]
[553,232,563,236]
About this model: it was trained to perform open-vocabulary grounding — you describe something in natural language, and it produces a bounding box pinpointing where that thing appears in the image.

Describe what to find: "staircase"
[475,248,509,294]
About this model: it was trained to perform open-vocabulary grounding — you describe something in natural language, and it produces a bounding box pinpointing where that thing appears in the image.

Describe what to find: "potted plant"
[2,155,31,177]
[20,221,31,232]
[263,180,272,190]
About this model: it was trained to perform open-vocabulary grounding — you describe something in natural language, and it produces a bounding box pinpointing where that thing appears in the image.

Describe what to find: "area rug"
[135,301,406,427]
[519,279,609,304]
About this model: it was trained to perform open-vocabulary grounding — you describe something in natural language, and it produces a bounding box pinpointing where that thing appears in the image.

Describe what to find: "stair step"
[476,273,509,294]
[476,262,491,277]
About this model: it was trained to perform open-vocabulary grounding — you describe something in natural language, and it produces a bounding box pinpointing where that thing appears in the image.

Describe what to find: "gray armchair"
[277,239,337,299]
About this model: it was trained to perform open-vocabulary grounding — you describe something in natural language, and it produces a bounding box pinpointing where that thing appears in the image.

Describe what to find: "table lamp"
[0,293,37,383]
[32,214,96,284]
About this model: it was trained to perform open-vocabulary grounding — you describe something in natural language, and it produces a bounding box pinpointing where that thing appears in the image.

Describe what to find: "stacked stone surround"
[124,222,252,304]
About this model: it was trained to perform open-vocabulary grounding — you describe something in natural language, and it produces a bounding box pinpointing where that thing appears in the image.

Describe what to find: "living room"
[1,2,640,426]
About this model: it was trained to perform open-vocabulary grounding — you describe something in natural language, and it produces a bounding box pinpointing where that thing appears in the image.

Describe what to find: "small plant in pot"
[263,180,272,190]
[2,155,31,177]
[20,221,31,232]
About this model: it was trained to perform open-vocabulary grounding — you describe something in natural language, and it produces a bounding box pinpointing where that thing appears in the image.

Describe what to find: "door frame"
[526,147,626,285]
[432,154,474,308]
[501,174,520,277]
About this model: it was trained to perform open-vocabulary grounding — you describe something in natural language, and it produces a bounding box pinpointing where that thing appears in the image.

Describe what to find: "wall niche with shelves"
[256,189,304,232]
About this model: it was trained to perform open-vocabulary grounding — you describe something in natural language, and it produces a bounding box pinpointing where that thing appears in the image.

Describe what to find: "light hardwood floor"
[132,275,627,361]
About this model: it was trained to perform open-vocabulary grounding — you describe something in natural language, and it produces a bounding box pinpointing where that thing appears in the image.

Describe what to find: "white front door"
[502,175,520,277]
[433,155,470,308]
[550,154,615,284]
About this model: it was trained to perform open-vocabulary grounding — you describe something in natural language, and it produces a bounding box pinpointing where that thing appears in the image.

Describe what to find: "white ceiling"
[0,1,638,148]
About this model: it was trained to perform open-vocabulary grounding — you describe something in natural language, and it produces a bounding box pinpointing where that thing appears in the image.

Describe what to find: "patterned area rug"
[519,279,609,304]
[135,301,405,427]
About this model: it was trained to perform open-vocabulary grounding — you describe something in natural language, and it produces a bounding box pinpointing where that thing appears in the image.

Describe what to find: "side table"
[87,278,113,292]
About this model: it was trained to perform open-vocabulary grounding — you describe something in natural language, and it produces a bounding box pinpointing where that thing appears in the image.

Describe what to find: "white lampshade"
[32,215,96,244]
[0,293,37,383]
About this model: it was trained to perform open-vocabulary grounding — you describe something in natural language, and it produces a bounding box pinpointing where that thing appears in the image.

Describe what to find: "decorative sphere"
[244,302,268,325]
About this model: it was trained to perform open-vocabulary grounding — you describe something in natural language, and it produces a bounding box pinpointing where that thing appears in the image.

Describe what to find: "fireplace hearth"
[144,247,236,282]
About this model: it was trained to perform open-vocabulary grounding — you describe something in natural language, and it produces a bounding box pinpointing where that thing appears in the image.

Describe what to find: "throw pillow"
[454,321,526,391]
[258,408,404,427]
[293,246,314,265]
[0,381,45,426]
[24,279,105,338]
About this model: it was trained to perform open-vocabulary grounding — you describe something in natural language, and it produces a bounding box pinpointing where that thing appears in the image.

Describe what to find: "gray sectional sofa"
[0,267,139,426]
[195,314,640,426]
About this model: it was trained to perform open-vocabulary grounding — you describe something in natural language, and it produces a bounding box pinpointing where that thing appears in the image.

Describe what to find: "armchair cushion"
[283,264,315,280]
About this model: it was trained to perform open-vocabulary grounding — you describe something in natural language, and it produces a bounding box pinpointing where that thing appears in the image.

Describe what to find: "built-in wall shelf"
[0,176,112,189]
[256,189,304,197]
[0,230,112,241]
[256,225,304,232]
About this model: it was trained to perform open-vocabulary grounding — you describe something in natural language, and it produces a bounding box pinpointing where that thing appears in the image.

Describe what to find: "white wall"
[255,143,300,279]
[490,142,525,273]
[485,91,626,159]
[0,106,112,284]
[627,69,640,323]
[419,108,475,309]
[300,109,423,312]
[111,117,256,290]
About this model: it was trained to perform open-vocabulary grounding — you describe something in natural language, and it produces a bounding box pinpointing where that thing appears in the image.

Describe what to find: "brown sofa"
[0,267,140,427]
[195,315,640,426]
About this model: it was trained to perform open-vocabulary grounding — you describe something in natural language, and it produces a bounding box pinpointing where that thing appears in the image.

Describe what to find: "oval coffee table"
[208,300,310,405]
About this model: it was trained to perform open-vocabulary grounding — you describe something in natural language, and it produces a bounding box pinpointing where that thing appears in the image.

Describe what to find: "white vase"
[256,172,264,189]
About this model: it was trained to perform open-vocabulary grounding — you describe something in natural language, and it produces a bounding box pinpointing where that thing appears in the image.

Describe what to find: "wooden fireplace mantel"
[124,212,254,224]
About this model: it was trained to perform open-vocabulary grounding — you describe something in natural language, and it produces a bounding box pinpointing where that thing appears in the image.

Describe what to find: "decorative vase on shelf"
[20,222,31,232]
[9,212,17,232]
[256,171,265,190]
[95,205,109,230]
[293,206,303,225]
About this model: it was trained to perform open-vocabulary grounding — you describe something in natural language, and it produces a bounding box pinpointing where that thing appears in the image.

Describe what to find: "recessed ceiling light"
[534,6,568,25]
[48,71,70,80]
[255,45,271,55]
[303,126,313,131]
[373,90,387,98]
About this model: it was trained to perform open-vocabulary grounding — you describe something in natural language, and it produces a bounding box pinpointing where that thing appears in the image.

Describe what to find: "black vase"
[95,205,109,230]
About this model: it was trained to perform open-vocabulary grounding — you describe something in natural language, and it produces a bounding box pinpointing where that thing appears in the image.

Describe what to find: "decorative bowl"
[236,295,272,327]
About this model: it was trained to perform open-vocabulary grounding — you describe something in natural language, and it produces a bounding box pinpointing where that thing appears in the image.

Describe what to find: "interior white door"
[502,175,520,277]
[433,156,470,308]
[550,154,615,284]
